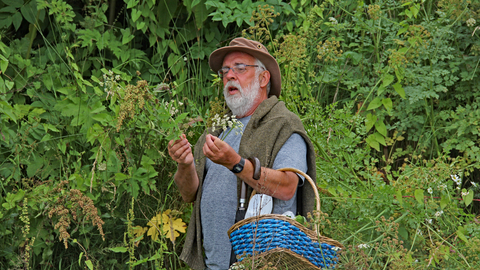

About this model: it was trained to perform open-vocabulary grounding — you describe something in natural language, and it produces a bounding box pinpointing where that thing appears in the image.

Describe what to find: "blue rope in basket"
[230,218,339,268]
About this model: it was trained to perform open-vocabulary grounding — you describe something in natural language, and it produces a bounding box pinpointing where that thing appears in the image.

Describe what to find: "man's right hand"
[168,134,193,166]
[168,134,199,202]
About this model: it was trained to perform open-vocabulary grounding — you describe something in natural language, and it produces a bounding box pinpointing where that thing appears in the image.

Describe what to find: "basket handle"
[249,167,321,213]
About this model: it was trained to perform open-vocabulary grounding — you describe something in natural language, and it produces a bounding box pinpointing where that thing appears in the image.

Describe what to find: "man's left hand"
[203,134,240,170]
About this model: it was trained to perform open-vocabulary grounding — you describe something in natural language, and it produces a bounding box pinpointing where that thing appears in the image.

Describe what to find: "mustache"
[224,81,243,93]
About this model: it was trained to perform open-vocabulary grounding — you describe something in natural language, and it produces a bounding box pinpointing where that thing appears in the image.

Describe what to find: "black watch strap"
[247,157,261,180]
[230,157,245,174]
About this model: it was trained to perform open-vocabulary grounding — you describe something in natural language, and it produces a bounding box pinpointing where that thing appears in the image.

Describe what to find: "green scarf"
[179,96,317,269]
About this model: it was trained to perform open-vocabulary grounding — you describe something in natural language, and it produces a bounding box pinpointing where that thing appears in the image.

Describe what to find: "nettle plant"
[88,68,202,198]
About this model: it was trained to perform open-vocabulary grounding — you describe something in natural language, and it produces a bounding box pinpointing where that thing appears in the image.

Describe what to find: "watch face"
[232,164,242,173]
[231,158,245,173]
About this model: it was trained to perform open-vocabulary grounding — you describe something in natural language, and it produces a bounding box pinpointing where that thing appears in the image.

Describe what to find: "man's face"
[221,52,262,118]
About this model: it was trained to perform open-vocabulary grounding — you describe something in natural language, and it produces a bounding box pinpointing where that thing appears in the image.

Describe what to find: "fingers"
[168,134,192,164]
[203,134,219,157]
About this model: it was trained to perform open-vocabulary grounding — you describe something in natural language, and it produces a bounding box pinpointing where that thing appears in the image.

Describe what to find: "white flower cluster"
[357,243,370,249]
[451,174,462,189]
[166,101,180,116]
[438,184,447,191]
[425,218,432,224]
[461,190,470,197]
[471,181,478,188]
[99,70,122,100]
[427,187,433,194]
[211,114,244,139]
[435,210,444,217]
[467,18,476,27]
[329,17,338,25]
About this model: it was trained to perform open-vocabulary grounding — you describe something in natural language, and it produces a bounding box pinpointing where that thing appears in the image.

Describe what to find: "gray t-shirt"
[200,116,308,270]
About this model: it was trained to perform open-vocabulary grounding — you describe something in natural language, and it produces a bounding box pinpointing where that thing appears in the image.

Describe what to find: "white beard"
[224,77,260,118]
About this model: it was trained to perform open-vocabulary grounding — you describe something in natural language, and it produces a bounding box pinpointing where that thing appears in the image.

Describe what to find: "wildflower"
[98,162,107,171]
[183,57,188,61]
[435,210,443,217]
[416,229,422,236]
[438,184,447,191]
[358,244,370,249]
[155,83,170,92]
[461,190,469,197]
[471,181,478,188]
[329,17,338,25]
[467,18,476,27]
[427,187,433,194]
[425,218,432,224]
[451,174,462,186]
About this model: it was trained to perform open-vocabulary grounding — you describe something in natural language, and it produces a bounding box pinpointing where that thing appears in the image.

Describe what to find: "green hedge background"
[1,0,480,269]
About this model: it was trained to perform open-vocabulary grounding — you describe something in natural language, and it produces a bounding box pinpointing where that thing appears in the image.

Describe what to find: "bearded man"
[167,38,316,270]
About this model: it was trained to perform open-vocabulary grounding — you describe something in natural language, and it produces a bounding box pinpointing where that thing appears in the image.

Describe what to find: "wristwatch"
[230,157,245,174]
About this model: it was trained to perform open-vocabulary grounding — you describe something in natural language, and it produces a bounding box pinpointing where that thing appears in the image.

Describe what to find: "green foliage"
[1,0,480,269]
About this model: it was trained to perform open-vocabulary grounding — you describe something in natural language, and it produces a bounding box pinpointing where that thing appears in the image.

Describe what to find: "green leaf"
[405,9,412,18]
[456,226,469,243]
[78,252,84,266]
[5,80,14,90]
[115,173,129,181]
[191,0,201,8]
[21,0,37,24]
[108,247,128,253]
[440,194,450,209]
[374,132,386,146]
[375,120,387,137]
[366,134,380,151]
[462,189,474,206]
[367,97,382,111]
[193,0,209,30]
[127,0,139,9]
[85,260,93,270]
[410,5,419,18]
[121,28,135,44]
[3,0,23,8]
[0,100,17,123]
[343,51,362,65]
[397,26,408,36]
[0,59,8,73]
[27,157,43,177]
[382,74,394,87]
[136,21,146,31]
[131,9,142,22]
[396,189,403,205]
[12,12,22,31]
[393,83,406,99]
[365,113,377,132]
[414,189,424,205]
[382,98,393,113]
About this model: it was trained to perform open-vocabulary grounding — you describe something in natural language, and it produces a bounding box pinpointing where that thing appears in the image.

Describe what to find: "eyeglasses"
[218,64,263,78]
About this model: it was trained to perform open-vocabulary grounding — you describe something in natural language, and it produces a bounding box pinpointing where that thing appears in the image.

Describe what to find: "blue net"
[230,219,339,268]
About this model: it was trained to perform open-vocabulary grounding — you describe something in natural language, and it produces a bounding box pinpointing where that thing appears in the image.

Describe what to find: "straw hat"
[209,38,282,97]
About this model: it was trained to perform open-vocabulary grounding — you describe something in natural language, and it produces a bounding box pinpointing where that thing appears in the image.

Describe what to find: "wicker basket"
[228,168,344,269]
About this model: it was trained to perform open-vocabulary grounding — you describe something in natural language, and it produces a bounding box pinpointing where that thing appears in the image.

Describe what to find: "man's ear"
[259,70,271,88]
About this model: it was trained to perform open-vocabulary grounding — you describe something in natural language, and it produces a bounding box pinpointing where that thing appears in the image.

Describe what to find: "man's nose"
[224,68,237,80]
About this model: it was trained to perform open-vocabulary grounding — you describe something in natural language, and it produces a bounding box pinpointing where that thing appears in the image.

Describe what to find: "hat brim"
[209,46,281,98]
